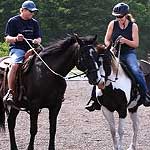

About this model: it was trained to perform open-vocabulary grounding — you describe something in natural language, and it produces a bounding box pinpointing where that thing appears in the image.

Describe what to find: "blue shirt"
[112,20,133,54]
[5,15,41,52]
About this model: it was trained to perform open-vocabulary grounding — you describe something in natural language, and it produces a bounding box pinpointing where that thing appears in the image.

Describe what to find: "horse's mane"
[40,36,77,57]
[39,35,98,57]
[96,44,119,73]
[110,52,119,74]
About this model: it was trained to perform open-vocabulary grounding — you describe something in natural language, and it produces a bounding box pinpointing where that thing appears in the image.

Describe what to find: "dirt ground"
[0,81,150,150]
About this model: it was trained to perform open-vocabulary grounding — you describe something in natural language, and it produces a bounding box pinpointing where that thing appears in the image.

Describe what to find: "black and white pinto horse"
[0,35,103,150]
[87,44,144,150]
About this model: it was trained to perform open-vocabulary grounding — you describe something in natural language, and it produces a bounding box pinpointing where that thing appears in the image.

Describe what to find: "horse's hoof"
[127,144,136,150]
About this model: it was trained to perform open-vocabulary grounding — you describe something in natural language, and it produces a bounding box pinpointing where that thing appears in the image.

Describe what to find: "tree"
[0,0,149,58]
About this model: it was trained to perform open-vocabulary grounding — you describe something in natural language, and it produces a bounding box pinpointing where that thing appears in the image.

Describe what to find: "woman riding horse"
[86,2,150,111]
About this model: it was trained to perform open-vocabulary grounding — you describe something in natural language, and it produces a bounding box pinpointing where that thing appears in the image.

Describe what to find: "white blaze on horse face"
[89,48,102,84]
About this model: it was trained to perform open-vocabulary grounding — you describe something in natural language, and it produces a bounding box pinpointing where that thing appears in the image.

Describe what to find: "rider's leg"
[120,51,150,106]
[3,64,20,104]
[3,49,25,105]
[8,64,20,91]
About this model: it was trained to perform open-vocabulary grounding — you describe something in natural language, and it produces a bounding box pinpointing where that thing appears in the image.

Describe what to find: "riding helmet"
[22,0,38,12]
[112,2,129,16]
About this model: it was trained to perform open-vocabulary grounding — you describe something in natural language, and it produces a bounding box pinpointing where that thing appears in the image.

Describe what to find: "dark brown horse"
[0,35,101,150]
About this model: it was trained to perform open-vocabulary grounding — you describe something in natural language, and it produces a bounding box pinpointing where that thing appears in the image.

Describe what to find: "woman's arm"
[119,23,139,48]
[104,21,114,47]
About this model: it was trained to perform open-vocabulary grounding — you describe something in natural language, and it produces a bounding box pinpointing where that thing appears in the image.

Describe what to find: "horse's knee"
[30,127,37,136]
[7,117,16,130]
[110,127,116,137]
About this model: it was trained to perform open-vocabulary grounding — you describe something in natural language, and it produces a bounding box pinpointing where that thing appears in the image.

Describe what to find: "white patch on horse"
[108,63,132,103]
[96,87,102,97]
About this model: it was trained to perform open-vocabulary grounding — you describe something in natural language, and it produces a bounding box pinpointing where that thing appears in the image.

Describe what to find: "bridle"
[24,38,96,80]
[76,44,102,84]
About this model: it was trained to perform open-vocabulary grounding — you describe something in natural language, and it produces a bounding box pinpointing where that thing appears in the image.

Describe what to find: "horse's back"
[140,59,150,93]
[0,56,11,69]
[140,59,150,76]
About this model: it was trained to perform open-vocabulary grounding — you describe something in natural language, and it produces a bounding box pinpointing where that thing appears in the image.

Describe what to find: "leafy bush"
[0,42,9,57]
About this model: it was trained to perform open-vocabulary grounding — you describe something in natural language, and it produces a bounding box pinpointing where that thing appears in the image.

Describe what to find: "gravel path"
[0,81,150,150]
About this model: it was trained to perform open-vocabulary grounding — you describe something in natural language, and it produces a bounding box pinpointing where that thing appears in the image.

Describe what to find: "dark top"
[5,15,41,52]
[112,20,134,54]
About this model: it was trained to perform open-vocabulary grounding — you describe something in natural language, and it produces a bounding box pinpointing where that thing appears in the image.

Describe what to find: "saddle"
[0,55,35,106]
[120,62,137,87]
[120,61,146,109]
[140,59,150,76]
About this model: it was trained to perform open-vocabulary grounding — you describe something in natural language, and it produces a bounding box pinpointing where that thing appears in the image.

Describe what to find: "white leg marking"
[102,106,119,150]
[118,118,125,150]
[127,112,139,150]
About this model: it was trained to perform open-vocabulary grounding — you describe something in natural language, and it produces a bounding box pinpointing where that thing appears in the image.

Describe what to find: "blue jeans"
[9,48,25,64]
[120,49,148,96]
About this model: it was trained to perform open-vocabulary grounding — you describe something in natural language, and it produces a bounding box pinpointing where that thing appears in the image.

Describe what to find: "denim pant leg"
[9,48,25,63]
[120,52,148,96]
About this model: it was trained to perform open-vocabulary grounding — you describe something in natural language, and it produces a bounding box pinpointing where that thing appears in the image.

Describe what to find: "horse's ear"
[96,44,106,53]
[93,34,97,42]
[74,33,84,46]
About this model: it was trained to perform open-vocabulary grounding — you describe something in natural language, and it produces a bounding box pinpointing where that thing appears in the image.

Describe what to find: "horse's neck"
[111,56,126,76]
[108,58,132,102]
[42,50,76,77]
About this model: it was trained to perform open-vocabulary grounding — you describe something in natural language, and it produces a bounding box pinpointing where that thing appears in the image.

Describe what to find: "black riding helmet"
[112,2,129,16]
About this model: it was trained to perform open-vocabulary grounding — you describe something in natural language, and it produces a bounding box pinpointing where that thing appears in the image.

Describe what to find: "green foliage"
[0,0,150,58]
[0,42,9,57]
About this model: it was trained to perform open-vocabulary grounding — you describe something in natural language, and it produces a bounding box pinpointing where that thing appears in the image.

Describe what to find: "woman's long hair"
[126,13,136,22]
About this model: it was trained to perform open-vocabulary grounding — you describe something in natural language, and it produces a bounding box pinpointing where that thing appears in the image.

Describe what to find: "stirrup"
[143,94,150,107]
[127,95,140,109]
[3,89,14,106]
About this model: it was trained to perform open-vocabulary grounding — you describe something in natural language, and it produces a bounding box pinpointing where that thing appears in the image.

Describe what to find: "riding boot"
[85,97,101,112]
[85,85,101,112]
[143,93,150,107]
[3,89,14,106]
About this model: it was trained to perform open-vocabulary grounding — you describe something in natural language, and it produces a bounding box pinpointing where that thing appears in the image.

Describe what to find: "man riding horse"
[3,0,42,105]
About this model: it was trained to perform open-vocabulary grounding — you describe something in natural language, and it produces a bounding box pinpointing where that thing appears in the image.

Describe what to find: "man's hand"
[16,34,24,41]
[32,38,41,45]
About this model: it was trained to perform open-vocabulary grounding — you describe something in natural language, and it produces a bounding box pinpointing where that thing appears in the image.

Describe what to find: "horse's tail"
[0,67,8,132]
[0,96,5,132]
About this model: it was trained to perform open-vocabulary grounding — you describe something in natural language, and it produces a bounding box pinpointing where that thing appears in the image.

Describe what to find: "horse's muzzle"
[97,80,105,89]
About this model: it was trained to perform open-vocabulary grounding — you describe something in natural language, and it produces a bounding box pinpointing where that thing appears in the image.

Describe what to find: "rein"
[24,38,65,79]
[114,40,122,80]
[66,71,86,79]
[24,38,87,80]
[109,37,122,82]
[98,41,122,83]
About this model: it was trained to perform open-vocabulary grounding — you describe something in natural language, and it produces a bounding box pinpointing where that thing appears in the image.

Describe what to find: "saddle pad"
[140,59,150,76]
[0,56,11,69]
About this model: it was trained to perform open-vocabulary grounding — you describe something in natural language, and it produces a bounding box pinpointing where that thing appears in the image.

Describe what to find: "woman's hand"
[119,36,127,44]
